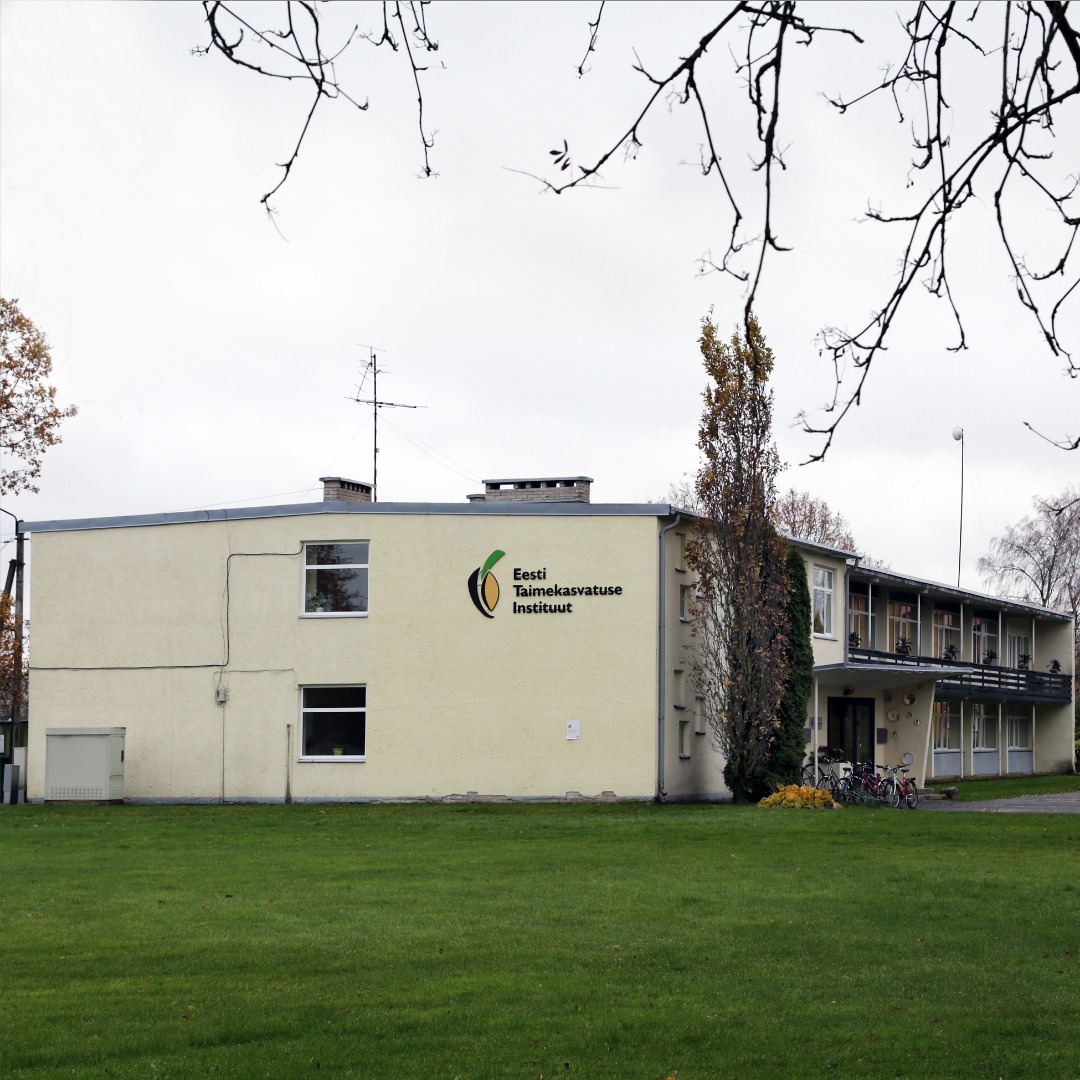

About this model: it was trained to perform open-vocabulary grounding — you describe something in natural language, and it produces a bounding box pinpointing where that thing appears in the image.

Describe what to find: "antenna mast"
[351,348,421,502]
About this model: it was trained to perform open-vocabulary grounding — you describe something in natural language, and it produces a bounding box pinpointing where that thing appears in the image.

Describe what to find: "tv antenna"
[350,346,423,501]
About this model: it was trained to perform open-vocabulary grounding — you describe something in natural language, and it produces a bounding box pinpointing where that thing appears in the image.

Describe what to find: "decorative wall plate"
[887,709,900,723]
[903,692,916,706]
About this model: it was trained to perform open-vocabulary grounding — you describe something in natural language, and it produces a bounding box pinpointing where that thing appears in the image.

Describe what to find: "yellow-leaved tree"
[1,298,78,496]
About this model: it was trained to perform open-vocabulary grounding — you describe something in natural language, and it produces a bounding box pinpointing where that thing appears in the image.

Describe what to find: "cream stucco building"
[23,477,720,803]
[798,538,1075,787]
[18,476,1075,803]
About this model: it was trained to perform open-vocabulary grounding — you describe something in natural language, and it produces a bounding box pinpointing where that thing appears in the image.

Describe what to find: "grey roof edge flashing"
[848,564,1074,621]
[23,500,685,534]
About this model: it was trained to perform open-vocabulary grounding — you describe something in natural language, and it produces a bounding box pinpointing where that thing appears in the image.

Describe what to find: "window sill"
[678,753,692,760]
[813,634,837,641]
[673,703,687,711]
[299,755,366,763]
[301,611,369,619]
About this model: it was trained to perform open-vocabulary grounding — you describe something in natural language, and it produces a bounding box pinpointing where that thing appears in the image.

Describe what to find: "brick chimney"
[466,476,593,504]
[320,476,373,503]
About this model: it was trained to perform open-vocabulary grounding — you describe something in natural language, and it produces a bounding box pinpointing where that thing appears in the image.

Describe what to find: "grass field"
[3,800,1078,1079]
[928,772,1080,801]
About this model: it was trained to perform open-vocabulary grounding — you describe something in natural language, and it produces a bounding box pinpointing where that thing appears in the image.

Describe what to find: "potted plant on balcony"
[1017,653,1032,670]
[983,649,998,665]
[942,642,958,661]
[1048,658,1062,673]
[895,637,912,656]
[848,631,861,648]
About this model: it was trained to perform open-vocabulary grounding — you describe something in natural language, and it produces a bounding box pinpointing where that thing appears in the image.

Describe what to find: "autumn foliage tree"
[1,298,77,496]
[1,593,27,726]
[687,313,789,803]
[773,489,858,552]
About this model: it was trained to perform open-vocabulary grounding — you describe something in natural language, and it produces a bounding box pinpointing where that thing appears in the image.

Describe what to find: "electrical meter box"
[44,727,126,802]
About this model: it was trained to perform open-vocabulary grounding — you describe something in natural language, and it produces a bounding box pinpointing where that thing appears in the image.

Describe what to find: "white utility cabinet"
[45,727,126,802]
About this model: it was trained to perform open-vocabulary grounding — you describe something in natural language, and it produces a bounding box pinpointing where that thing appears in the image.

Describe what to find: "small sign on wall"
[566,720,581,741]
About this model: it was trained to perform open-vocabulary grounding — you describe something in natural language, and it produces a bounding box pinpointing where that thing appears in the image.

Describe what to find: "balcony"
[847,647,1073,704]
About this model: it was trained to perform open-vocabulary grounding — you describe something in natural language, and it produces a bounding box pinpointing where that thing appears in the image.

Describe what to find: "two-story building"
[19,478,1075,803]
[799,539,1075,786]
[21,477,721,803]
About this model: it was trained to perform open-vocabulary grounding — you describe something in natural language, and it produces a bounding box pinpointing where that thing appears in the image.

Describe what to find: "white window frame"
[813,566,835,637]
[888,598,917,653]
[679,584,691,621]
[848,588,871,649]
[932,608,961,659]
[972,615,999,665]
[1007,633,1031,670]
[933,701,961,750]
[1007,708,1032,750]
[303,542,370,617]
[299,685,367,761]
[971,703,998,750]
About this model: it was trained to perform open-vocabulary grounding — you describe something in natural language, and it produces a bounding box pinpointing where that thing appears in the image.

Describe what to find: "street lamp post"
[952,427,964,588]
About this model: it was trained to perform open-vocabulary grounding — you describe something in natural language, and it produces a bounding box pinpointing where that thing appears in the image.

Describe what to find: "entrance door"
[827,698,876,765]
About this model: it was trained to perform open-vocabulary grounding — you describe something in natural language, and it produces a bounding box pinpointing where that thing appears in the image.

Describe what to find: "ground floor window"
[301,686,366,759]
[971,703,998,749]
[1007,709,1032,750]
[933,701,961,750]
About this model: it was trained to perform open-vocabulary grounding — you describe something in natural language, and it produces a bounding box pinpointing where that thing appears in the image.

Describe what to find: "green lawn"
[929,772,1080,801]
[3,802,1078,1079]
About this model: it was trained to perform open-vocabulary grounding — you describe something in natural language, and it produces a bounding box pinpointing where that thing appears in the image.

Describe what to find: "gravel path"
[917,791,1080,814]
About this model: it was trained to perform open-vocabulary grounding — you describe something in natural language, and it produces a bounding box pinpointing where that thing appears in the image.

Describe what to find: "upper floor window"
[813,566,834,636]
[933,605,961,659]
[848,583,870,648]
[888,593,917,653]
[972,612,999,665]
[1007,633,1032,669]
[304,542,369,616]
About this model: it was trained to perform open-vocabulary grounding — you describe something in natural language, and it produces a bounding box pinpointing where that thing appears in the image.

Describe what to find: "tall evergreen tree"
[770,547,814,787]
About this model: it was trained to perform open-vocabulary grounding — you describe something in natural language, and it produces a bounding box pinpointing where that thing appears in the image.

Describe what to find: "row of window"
[932,701,1032,751]
[815,569,1034,664]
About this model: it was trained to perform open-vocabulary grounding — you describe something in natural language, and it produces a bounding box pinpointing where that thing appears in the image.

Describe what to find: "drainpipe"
[656,513,683,801]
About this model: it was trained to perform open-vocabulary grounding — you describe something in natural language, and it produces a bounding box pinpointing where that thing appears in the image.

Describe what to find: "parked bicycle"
[877,763,919,808]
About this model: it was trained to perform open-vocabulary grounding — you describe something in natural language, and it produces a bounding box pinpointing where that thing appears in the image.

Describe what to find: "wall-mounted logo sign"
[469,548,625,618]
[467,549,505,618]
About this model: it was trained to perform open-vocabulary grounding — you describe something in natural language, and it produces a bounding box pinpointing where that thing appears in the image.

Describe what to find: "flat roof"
[22,500,687,534]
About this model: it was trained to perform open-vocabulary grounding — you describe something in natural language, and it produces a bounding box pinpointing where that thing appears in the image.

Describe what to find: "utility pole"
[1,507,25,801]
[351,348,421,502]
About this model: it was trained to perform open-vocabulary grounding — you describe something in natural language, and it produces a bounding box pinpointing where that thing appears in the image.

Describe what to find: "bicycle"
[878,764,920,808]
[800,750,842,794]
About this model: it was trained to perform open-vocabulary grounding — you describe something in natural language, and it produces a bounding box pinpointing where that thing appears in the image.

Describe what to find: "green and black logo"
[467,549,505,618]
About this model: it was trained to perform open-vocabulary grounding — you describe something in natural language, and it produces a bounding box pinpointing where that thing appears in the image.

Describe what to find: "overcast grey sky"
[2,1,1077,593]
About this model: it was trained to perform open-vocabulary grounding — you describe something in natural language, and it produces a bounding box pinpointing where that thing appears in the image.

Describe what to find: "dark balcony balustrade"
[847,647,1073,703]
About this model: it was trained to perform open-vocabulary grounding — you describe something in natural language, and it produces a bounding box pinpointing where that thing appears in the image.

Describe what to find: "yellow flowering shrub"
[757,784,841,809]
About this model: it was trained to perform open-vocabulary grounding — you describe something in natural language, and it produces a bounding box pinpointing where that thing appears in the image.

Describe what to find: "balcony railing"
[847,647,1073,703]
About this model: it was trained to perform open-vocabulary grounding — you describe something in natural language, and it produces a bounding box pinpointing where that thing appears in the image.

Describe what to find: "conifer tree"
[770,546,814,786]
